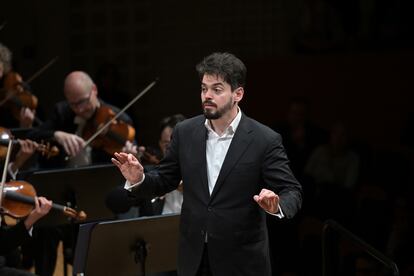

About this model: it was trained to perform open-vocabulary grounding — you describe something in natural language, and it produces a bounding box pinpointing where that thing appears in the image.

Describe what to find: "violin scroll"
[62,207,87,221]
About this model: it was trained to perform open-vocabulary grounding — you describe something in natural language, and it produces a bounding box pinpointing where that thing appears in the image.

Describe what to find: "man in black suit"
[112,52,302,276]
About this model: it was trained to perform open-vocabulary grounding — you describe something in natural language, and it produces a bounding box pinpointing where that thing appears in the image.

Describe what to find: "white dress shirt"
[204,109,242,194]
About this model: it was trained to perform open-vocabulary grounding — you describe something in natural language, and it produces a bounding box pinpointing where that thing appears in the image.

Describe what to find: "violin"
[0,71,39,123]
[0,180,86,221]
[0,127,59,160]
[0,138,86,221]
[0,57,58,126]
[79,79,157,156]
[82,105,136,156]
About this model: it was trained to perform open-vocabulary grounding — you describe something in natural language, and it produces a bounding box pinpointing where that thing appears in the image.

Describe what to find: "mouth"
[203,102,217,109]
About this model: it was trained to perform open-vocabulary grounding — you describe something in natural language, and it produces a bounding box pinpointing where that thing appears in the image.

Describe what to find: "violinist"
[0,196,52,276]
[0,134,46,275]
[0,43,35,129]
[1,137,51,276]
[0,138,38,181]
[28,70,137,168]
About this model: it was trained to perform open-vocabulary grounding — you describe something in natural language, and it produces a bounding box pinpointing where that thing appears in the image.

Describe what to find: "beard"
[202,98,233,120]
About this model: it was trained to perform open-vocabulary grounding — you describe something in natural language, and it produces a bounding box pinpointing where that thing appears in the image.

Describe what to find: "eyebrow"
[201,82,225,87]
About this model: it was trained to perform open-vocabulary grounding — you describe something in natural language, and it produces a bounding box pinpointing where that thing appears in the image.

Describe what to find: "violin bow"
[25,56,59,85]
[0,139,13,207]
[83,79,158,148]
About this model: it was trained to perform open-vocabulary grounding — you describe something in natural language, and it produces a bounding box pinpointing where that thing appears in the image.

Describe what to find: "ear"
[233,87,244,103]
[92,84,98,97]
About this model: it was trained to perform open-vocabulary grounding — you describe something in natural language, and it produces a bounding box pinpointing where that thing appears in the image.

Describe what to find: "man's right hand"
[112,152,144,184]
[54,131,85,156]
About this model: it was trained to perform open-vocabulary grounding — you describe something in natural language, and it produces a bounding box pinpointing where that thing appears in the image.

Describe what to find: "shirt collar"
[204,107,242,136]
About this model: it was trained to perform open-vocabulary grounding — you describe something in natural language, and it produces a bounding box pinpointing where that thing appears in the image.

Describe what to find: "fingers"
[114,152,128,162]
[37,196,53,214]
[127,153,135,163]
[66,135,85,156]
[34,196,40,210]
[112,152,138,167]
[253,189,279,214]
[19,139,37,154]
[55,131,85,156]
[31,197,52,218]
[111,157,122,168]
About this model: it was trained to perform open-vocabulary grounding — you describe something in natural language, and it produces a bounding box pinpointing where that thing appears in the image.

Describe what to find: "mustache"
[202,100,217,107]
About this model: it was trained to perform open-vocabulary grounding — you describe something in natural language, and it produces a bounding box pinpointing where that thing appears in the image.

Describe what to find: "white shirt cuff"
[266,204,284,218]
[124,174,145,191]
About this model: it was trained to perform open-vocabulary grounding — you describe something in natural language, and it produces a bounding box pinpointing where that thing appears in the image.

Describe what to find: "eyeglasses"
[67,92,92,109]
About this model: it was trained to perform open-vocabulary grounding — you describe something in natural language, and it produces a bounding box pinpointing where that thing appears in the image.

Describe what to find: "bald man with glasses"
[28,71,136,168]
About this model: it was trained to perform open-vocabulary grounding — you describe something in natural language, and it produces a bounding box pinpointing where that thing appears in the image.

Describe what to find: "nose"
[203,88,214,99]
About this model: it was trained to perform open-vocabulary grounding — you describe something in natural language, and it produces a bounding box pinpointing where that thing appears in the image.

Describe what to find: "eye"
[214,88,222,94]
[201,87,207,93]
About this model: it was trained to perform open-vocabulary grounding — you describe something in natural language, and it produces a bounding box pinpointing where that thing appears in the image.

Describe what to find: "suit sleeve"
[130,123,182,198]
[262,133,303,219]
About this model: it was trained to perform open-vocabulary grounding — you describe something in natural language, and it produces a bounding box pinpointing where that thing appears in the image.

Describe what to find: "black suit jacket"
[132,113,302,276]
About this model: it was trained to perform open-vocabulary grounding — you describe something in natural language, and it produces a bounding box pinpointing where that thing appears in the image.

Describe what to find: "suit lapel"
[209,115,253,201]
[192,120,210,202]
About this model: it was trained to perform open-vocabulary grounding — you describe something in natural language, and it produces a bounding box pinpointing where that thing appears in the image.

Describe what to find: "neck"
[210,106,239,136]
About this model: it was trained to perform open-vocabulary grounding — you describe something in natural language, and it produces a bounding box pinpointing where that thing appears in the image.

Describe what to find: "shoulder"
[174,115,205,130]
[241,114,282,143]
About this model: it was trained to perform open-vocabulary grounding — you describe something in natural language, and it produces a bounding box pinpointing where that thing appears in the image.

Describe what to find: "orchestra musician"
[26,70,137,276]
[1,132,52,276]
[28,70,137,169]
[0,42,36,129]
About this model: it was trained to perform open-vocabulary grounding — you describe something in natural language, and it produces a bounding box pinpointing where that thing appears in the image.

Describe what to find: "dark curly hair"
[196,52,246,91]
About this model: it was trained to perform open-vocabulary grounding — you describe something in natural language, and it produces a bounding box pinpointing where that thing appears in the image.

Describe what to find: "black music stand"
[18,163,124,225]
[73,214,180,276]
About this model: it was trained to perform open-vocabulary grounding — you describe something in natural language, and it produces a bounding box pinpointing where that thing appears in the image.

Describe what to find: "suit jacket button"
[207,207,212,212]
